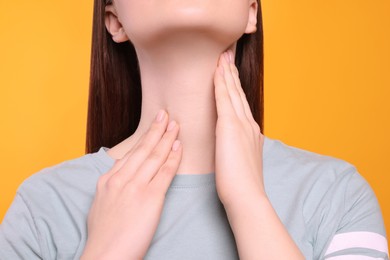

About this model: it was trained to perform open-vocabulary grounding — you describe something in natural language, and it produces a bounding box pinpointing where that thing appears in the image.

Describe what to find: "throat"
[137,50,222,175]
[110,38,235,174]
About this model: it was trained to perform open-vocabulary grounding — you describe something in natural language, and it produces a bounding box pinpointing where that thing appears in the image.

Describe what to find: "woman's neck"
[108,36,235,174]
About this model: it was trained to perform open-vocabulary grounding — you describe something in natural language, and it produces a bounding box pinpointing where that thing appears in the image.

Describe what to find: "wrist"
[81,245,143,260]
[223,191,270,226]
[223,189,268,214]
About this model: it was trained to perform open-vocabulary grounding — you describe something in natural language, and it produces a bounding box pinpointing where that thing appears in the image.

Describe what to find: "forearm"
[225,194,304,260]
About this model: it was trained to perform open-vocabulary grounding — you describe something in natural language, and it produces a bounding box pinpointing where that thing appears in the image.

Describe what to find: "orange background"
[1,0,389,241]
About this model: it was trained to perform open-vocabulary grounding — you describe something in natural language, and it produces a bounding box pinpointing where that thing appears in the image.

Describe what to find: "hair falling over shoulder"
[86,0,264,154]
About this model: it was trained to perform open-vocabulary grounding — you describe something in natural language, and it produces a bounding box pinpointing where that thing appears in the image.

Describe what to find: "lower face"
[113,0,252,49]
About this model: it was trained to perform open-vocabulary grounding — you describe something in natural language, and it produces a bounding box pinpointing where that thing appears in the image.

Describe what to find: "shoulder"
[2,149,114,259]
[16,147,114,215]
[263,136,377,203]
[263,136,360,197]
[263,136,355,175]
[263,137,386,257]
[262,136,380,223]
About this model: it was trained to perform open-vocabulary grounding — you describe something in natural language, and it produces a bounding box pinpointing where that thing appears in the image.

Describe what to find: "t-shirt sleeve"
[0,192,43,259]
[322,172,388,259]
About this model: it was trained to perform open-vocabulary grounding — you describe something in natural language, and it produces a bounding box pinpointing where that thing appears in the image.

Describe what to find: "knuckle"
[96,175,108,192]
[105,176,123,190]
[159,162,175,176]
[148,150,163,162]
[126,181,143,196]
[149,151,161,161]
[134,140,148,152]
[134,131,160,152]
[149,121,164,133]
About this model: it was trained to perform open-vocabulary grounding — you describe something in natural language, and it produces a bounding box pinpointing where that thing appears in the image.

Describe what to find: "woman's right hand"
[81,110,182,260]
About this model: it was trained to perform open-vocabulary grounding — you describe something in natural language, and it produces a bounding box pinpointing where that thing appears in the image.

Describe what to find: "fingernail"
[167,120,176,131]
[156,109,165,122]
[172,140,181,151]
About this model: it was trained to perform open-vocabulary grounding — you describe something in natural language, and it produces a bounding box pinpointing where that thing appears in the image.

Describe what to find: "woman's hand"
[212,51,305,259]
[81,110,182,260]
[213,50,265,211]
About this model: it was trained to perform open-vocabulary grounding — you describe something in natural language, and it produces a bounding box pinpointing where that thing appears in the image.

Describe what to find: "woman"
[0,0,387,259]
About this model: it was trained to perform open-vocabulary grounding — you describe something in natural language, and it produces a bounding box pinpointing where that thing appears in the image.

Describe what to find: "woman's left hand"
[213,50,265,212]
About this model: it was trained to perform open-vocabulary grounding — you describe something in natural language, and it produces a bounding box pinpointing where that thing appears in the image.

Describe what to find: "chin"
[116,0,252,47]
[130,14,247,49]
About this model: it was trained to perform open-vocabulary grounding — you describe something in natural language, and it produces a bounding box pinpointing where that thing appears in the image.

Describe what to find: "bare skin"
[103,0,258,175]
[81,110,182,260]
[82,0,304,258]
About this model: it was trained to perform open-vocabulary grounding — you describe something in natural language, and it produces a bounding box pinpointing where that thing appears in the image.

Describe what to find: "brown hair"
[86,1,264,153]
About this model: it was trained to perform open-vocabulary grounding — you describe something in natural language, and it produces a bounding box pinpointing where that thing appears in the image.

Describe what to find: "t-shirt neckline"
[92,136,273,188]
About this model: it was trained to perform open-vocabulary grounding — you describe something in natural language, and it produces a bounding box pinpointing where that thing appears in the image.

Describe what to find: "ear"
[105,4,129,43]
[244,0,258,34]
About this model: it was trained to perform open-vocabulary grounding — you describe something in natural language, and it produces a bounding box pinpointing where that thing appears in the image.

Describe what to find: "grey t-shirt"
[0,137,388,259]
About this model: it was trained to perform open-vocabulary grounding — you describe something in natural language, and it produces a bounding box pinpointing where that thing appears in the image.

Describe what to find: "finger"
[214,55,236,119]
[221,51,247,119]
[103,157,128,179]
[133,120,180,184]
[148,139,183,194]
[228,57,257,125]
[114,109,169,183]
[100,141,141,184]
[102,142,143,183]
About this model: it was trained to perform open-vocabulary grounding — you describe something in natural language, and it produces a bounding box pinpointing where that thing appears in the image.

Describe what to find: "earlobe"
[104,4,129,43]
[244,0,258,34]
